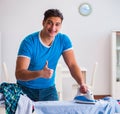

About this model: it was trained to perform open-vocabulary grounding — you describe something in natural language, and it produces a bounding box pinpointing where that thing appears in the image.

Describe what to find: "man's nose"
[51,24,56,30]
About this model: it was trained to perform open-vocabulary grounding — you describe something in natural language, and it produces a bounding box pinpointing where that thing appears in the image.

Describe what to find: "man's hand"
[41,61,54,78]
[79,83,88,94]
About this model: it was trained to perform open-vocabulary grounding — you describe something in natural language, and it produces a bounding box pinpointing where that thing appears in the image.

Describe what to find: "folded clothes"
[0,82,24,114]
[117,100,120,105]
[15,95,33,114]
[0,93,4,106]
[0,93,4,100]
[0,100,5,106]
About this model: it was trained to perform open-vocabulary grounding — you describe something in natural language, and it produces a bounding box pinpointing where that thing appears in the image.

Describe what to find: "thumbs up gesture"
[41,61,54,78]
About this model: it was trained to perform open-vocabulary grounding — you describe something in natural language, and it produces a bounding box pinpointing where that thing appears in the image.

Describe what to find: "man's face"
[42,17,62,38]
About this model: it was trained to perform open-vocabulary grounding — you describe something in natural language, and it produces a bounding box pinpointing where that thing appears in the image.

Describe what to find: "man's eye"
[56,23,61,26]
[47,21,52,25]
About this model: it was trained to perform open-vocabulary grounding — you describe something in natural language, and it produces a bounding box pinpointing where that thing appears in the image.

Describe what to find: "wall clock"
[79,3,92,16]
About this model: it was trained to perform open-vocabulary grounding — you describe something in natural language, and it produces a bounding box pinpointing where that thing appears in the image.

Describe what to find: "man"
[15,9,88,101]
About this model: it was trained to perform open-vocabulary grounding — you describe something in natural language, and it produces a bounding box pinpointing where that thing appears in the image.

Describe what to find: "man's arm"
[62,49,88,93]
[15,57,53,81]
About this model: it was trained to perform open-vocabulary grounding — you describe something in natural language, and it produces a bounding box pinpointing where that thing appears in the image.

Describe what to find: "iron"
[74,89,96,104]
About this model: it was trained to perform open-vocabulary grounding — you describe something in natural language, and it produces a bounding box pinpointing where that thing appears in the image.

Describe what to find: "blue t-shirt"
[17,31,73,89]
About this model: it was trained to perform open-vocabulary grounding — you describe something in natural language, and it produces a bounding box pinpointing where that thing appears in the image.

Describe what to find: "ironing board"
[0,97,120,114]
[34,98,120,114]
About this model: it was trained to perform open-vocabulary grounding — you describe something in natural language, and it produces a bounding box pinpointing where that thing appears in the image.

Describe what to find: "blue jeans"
[18,83,59,101]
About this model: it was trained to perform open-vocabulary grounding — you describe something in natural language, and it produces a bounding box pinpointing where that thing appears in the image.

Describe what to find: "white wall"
[0,33,1,81]
[0,0,120,95]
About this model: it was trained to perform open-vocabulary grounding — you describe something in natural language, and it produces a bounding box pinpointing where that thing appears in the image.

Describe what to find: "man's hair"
[43,9,64,21]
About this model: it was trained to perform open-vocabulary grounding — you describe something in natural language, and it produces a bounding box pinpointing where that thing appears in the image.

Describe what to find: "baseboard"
[94,95,111,99]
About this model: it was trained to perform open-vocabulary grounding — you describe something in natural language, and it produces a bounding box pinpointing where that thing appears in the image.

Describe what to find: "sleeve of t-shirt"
[17,36,33,59]
[62,34,73,52]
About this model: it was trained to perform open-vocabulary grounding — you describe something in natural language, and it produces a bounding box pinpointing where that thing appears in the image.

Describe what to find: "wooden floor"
[94,95,111,99]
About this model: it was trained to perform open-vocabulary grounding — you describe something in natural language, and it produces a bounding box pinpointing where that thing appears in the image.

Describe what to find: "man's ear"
[42,20,45,26]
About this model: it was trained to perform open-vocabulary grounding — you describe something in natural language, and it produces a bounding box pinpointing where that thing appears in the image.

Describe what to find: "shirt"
[17,31,73,89]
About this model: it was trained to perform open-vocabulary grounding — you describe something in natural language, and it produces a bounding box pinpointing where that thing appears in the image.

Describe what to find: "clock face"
[79,3,92,16]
